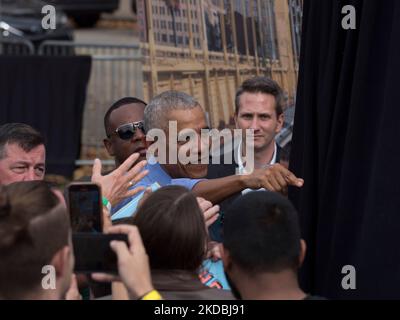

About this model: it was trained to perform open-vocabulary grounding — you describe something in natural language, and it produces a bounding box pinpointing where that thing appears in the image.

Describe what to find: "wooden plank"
[229,0,241,88]
[184,0,195,59]
[241,0,250,64]
[219,0,228,64]
[145,0,158,96]
[199,0,213,127]
[249,0,260,75]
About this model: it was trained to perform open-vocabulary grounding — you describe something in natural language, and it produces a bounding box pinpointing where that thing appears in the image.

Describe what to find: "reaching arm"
[193,164,304,204]
[193,175,246,204]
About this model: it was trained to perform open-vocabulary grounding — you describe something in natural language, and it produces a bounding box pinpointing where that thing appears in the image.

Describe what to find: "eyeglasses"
[108,121,145,140]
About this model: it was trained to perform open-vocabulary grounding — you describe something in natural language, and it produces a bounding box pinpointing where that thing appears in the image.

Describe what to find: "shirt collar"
[237,140,277,173]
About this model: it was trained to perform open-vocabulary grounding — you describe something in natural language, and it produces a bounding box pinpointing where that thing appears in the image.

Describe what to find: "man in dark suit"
[207,77,289,241]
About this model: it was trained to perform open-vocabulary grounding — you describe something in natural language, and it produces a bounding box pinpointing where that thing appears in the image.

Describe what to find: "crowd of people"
[0,76,324,300]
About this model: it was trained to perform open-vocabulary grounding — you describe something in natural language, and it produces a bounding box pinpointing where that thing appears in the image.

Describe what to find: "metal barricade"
[37,41,144,167]
[0,37,35,55]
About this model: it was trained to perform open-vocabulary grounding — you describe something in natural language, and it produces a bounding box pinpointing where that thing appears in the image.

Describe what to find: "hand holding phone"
[91,225,155,300]
[73,233,129,274]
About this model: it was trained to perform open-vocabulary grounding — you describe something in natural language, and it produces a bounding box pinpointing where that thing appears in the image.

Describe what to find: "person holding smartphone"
[68,152,151,298]
[0,180,161,300]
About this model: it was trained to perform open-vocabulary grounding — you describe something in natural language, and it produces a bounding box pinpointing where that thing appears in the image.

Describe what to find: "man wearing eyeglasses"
[103,97,148,168]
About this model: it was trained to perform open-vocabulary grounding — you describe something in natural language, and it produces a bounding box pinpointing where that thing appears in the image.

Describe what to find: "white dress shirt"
[237,141,278,195]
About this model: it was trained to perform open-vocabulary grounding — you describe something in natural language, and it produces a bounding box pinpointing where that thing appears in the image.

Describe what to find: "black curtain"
[0,56,91,178]
[290,0,400,299]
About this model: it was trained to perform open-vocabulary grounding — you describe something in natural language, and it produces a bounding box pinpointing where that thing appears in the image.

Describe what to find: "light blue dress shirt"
[111,161,202,218]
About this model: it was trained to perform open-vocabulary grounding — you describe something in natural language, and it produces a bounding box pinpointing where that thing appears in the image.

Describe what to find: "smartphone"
[67,183,103,233]
[72,233,128,274]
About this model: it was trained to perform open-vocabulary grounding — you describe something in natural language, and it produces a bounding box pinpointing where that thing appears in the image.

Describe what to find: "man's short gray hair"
[144,91,200,131]
[0,123,44,160]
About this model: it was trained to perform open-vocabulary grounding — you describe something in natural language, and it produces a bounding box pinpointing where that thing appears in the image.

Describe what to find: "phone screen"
[73,233,128,273]
[68,184,102,233]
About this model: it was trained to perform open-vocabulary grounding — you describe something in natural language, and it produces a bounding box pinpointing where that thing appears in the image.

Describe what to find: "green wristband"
[102,196,112,211]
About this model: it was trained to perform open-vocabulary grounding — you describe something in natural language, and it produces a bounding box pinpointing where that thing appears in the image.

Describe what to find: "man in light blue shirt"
[111,160,202,217]
[106,93,304,222]
[103,92,303,291]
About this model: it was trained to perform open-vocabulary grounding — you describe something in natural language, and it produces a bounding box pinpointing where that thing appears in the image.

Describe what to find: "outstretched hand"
[245,163,304,195]
[91,153,149,207]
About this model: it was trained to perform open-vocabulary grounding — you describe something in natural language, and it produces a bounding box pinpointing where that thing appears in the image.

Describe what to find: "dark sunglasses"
[108,121,145,140]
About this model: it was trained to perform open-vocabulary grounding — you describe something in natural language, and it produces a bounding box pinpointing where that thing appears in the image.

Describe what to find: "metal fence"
[1,39,144,167]
[0,37,35,55]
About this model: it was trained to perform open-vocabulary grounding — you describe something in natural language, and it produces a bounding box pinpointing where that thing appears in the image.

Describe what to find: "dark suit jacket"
[206,143,282,242]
